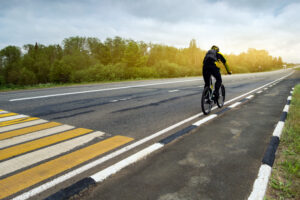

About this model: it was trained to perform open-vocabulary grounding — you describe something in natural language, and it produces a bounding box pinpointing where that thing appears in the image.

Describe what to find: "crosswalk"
[0,109,134,199]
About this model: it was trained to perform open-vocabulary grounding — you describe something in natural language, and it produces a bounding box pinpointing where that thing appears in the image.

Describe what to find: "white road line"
[13,72,294,200]
[168,90,179,93]
[193,114,217,126]
[0,115,28,122]
[110,100,119,103]
[229,102,241,108]
[0,119,47,133]
[10,79,201,102]
[224,72,293,106]
[246,95,254,99]
[257,91,262,94]
[248,164,272,200]
[0,125,74,149]
[287,96,292,100]
[91,143,164,182]
[0,131,105,177]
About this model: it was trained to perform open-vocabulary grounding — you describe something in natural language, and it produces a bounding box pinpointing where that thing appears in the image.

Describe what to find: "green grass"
[265,84,300,200]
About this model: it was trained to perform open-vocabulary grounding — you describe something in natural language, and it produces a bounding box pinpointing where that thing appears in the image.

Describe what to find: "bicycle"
[201,77,225,115]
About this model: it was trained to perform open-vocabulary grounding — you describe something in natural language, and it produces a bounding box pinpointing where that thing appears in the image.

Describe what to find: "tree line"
[0,36,284,87]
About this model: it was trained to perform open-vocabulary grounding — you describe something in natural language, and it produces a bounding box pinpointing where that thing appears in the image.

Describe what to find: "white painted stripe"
[273,121,285,138]
[0,131,105,177]
[0,125,74,149]
[119,98,132,101]
[110,100,118,103]
[12,143,163,200]
[168,90,179,93]
[229,102,241,108]
[10,79,201,102]
[248,164,272,200]
[287,96,292,100]
[0,119,47,133]
[0,115,28,122]
[193,114,217,126]
[91,143,164,182]
[246,95,254,99]
[14,72,294,200]
[264,88,268,90]
[256,91,262,94]
[283,105,289,113]
[290,91,293,94]
[224,72,293,106]
[0,111,8,114]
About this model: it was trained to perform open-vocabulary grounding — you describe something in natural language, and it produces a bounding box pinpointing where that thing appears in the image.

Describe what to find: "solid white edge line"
[10,79,201,102]
[273,121,285,138]
[193,114,217,126]
[14,72,294,200]
[248,164,272,200]
[0,115,28,122]
[224,72,293,106]
[229,102,241,108]
[287,96,292,100]
[91,143,164,182]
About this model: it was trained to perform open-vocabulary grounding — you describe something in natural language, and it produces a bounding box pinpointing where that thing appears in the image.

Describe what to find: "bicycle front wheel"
[201,87,212,115]
[217,84,225,108]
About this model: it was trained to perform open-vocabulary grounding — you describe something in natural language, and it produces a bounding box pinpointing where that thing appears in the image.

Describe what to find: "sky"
[0,0,299,63]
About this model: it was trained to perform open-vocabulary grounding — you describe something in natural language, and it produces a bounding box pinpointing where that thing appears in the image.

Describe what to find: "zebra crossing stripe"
[0,115,28,122]
[0,122,62,140]
[0,112,18,118]
[0,128,93,161]
[0,135,133,199]
[0,124,74,149]
[0,131,105,177]
[0,119,46,132]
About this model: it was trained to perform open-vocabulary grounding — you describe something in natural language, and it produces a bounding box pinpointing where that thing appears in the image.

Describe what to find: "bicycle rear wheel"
[217,84,225,108]
[201,87,212,115]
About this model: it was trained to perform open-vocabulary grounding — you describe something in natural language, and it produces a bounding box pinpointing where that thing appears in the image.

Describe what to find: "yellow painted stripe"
[0,117,39,127]
[0,128,93,161]
[0,135,133,199]
[0,122,61,140]
[0,113,18,118]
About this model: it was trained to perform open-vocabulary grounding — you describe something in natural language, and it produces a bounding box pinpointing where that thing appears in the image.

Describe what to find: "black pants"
[202,65,222,96]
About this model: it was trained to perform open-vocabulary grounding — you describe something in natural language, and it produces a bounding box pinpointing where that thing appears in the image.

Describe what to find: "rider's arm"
[217,52,231,74]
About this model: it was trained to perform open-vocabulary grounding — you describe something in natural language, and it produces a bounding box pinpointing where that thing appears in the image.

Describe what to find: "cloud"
[0,0,299,62]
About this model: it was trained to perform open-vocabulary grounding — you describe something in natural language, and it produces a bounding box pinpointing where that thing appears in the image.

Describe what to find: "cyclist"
[202,45,231,101]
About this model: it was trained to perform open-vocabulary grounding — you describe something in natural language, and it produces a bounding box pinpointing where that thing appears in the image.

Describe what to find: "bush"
[18,68,37,85]
[50,60,71,83]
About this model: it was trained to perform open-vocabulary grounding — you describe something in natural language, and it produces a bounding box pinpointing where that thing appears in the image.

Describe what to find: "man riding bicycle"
[202,45,232,101]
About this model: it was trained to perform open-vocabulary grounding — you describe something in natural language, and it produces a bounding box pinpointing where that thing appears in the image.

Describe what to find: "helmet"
[211,45,219,52]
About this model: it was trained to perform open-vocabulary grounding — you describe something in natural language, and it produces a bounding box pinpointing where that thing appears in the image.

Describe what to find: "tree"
[0,46,22,84]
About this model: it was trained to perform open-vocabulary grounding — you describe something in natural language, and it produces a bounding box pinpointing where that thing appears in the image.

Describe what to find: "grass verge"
[265,84,300,200]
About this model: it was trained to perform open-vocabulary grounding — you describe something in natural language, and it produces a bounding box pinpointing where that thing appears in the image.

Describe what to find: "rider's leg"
[211,66,222,97]
[202,65,211,88]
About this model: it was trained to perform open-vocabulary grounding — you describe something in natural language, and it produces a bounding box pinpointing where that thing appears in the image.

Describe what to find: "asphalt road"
[0,69,294,140]
[0,68,298,200]
[82,70,300,200]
